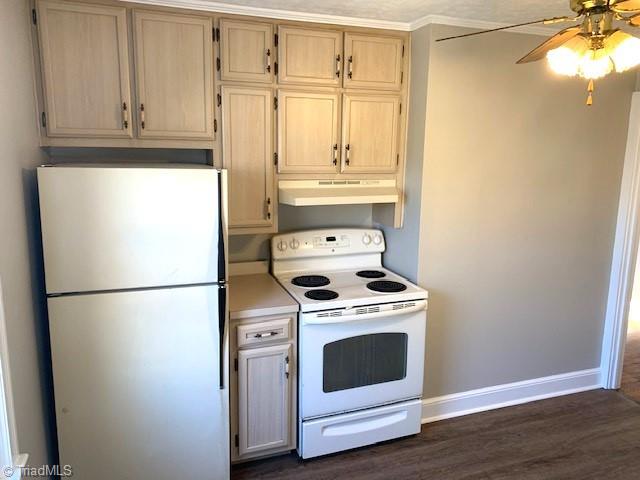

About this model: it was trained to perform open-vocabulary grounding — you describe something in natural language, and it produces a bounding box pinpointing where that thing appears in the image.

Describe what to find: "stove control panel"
[272,229,385,259]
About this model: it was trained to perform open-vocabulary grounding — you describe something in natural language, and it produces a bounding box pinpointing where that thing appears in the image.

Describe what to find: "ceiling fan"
[437,0,640,104]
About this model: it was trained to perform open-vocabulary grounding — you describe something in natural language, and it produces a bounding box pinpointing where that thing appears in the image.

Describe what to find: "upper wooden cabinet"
[220,19,274,83]
[36,0,132,138]
[277,90,340,174]
[344,33,404,91]
[341,94,400,173]
[133,10,214,139]
[277,27,342,87]
[221,86,275,232]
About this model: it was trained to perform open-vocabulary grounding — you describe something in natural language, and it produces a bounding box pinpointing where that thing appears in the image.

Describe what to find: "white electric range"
[271,228,428,459]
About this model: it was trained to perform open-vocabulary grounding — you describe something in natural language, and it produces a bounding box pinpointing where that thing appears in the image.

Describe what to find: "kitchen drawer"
[237,317,292,348]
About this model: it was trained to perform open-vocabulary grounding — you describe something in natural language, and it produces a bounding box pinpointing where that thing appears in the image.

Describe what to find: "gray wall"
[379,25,431,282]
[388,24,636,399]
[229,204,373,262]
[0,0,52,470]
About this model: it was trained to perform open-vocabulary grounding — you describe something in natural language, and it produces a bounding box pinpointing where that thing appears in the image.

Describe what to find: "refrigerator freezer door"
[38,166,223,294]
[48,285,230,480]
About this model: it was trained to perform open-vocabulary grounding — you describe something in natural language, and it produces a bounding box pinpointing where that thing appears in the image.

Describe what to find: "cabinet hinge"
[274,33,278,47]
[402,44,405,57]
[234,358,238,371]
[32,8,37,25]
[274,61,278,76]
[216,57,221,72]
[41,111,46,128]
[400,71,404,84]
[213,118,217,133]
[399,103,402,115]
[397,153,400,166]
[215,27,220,42]
[217,93,222,107]
[273,152,278,165]
[274,96,278,110]
[235,434,239,448]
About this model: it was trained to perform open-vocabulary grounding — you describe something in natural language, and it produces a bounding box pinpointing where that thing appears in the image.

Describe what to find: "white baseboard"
[421,368,602,424]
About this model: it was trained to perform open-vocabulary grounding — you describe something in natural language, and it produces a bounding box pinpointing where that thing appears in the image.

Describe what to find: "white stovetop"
[274,266,428,313]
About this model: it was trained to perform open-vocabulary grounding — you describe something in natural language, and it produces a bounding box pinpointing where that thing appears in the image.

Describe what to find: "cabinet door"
[237,344,292,457]
[36,0,132,137]
[221,87,274,229]
[344,34,403,91]
[133,10,214,139]
[220,19,273,83]
[277,90,339,174]
[278,27,342,86]
[341,94,400,173]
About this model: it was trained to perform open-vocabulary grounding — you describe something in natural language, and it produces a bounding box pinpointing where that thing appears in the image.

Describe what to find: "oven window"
[323,333,408,393]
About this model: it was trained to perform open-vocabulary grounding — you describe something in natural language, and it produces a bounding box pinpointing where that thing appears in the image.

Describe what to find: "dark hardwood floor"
[622,330,640,403]
[232,389,640,479]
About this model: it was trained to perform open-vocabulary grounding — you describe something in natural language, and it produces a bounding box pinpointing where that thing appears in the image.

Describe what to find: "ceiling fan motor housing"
[571,0,618,13]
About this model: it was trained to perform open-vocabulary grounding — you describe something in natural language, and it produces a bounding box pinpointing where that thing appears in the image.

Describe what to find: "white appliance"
[271,229,428,459]
[37,165,230,480]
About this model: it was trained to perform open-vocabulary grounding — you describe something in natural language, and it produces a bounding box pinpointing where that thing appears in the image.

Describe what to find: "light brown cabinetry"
[221,86,275,233]
[36,0,132,137]
[344,33,404,90]
[237,343,292,456]
[133,11,214,139]
[341,94,400,173]
[277,90,340,173]
[277,26,342,86]
[230,308,297,462]
[220,19,274,83]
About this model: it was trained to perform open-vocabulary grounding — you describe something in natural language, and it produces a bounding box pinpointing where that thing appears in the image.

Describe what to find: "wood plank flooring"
[232,389,640,479]
[622,330,640,403]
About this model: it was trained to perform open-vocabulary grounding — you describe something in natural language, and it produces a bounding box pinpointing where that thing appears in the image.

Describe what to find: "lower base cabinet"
[231,314,297,462]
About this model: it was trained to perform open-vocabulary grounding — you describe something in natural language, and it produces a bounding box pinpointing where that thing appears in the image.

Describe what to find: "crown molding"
[410,14,556,35]
[123,0,558,35]
[124,0,411,30]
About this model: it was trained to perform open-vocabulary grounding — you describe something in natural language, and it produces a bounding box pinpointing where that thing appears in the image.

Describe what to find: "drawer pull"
[254,331,279,339]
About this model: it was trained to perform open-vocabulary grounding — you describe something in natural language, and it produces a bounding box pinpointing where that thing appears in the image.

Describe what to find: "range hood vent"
[278,179,399,207]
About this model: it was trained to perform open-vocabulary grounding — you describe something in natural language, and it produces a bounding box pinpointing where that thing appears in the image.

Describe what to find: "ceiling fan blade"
[436,17,572,42]
[613,0,640,12]
[629,12,640,25]
[516,26,583,64]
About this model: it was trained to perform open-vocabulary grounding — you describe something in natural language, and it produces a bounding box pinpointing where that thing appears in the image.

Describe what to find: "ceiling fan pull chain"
[587,79,595,106]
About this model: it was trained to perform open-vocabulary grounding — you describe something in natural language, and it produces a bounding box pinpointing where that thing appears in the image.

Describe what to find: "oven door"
[299,300,427,420]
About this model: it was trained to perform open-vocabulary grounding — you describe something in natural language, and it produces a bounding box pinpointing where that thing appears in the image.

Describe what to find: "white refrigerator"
[37,165,230,480]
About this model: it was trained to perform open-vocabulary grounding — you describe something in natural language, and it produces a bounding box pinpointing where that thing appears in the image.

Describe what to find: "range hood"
[278,179,399,207]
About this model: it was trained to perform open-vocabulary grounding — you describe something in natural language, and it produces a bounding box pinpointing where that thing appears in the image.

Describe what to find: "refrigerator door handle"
[218,284,227,390]
[217,171,228,283]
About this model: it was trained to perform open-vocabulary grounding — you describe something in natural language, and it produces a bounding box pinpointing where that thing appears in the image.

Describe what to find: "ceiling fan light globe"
[547,47,582,76]
[609,35,640,72]
[579,48,614,79]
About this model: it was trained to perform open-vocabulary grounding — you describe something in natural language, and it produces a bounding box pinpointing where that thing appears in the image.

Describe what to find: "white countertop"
[229,272,299,320]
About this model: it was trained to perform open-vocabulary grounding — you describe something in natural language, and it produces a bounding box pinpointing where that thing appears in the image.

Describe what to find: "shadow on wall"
[21,169,58,465]
[228,204,375,264]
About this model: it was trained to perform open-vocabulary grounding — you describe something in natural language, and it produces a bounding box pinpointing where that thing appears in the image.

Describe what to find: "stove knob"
[290,238,300,250]
[373,235,383,245]
[277,240,288,252]
[362,234,372,245]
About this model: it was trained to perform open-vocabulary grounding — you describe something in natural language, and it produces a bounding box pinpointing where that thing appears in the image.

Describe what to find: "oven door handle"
[303,300,427,325]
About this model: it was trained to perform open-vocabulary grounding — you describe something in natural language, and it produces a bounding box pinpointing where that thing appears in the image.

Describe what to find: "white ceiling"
[195,0,570,24]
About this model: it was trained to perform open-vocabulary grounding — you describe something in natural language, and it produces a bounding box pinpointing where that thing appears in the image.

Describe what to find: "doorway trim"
[601,92,640,389]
